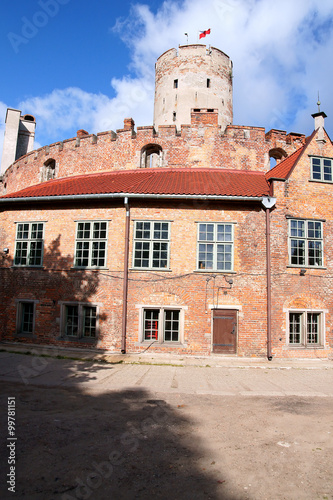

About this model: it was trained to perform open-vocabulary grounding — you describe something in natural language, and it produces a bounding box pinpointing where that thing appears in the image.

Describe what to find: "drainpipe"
[261,197,276,361]
[121,197,130,354]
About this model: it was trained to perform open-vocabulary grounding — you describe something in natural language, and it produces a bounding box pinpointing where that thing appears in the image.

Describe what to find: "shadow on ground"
[0,377,238,500]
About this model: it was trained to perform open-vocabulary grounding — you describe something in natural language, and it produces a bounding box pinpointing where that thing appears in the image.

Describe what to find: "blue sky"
[1,0,333,160]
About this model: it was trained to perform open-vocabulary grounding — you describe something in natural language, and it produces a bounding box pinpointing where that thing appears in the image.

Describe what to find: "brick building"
[0,45,332,359]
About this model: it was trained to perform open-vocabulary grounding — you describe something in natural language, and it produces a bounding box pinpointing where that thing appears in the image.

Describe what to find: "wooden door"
[212,309,237,354]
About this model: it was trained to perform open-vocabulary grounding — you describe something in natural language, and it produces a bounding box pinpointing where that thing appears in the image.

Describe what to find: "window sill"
[130,268,172,272]
[71,267,108,271]
[309,179,333,185]
[59,336,97,342]
[285,345,324,349]
[193,270,236,274]
[287,265,327,270]
[12,266,44,269]
[136,342,187,348]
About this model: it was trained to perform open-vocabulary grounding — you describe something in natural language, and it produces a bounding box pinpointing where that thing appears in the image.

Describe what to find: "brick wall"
[0,119,301,197]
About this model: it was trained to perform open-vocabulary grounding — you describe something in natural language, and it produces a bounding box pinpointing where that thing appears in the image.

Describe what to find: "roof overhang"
[0,192,265,204]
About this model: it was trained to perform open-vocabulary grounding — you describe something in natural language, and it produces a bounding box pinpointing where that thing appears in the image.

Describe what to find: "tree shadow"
[0,234,107,348]
[0,371,240,500]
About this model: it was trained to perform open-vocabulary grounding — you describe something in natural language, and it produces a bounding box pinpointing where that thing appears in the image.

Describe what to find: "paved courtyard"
[0,347,332,499]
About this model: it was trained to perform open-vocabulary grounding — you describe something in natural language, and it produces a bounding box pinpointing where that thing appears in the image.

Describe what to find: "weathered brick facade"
[0,46,332,359]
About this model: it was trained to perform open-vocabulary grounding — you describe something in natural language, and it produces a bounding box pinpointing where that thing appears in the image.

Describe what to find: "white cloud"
[3,0,333,154]
[110,0,333,134]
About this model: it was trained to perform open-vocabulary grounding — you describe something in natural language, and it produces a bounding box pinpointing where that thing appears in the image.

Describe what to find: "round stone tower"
[153,44,233,132]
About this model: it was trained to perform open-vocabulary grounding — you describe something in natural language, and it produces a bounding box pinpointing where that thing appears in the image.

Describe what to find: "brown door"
[212,309,237,354]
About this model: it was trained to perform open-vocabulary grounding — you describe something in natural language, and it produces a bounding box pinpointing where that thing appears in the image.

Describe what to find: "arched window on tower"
[141,144,163,168]
[42,158,56,181]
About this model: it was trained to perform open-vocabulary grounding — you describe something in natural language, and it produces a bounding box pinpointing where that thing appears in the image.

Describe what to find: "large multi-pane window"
[289,311,323,347]
[311,157,332,182]
[289,219,323,267]
[197,223,233,271]
[16,301,36,335]
[74,221,108,268]
[133,221,170,269]
[14,222,44,266]
[142,308,181,343]
[62,303,98,339]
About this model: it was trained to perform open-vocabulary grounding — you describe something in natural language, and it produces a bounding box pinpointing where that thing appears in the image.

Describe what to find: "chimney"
[77,129,89,138]
[123,118,135,131]
[311,111,327,130]
[1,109,36,174]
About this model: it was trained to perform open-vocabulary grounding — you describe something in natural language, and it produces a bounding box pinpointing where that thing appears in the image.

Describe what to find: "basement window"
[140,307,184,344]
[16,300,38,336]
[288,310,324,347]
[61,303,99,340]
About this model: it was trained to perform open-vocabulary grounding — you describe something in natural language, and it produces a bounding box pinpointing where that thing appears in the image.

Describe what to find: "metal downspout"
[121,197,130,354]
[266,207,272,361]
[262,197,276,361]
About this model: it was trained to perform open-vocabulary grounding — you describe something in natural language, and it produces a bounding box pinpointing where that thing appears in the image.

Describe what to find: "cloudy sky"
[1,0,333,161]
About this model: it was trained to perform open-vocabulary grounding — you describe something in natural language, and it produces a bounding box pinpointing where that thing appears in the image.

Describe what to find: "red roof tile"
[1,168,270,200]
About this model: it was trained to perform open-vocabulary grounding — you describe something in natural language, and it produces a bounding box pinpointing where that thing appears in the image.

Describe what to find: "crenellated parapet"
[0,114,306,196]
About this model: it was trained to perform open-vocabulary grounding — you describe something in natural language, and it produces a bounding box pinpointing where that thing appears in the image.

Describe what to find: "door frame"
[211,306,240,354]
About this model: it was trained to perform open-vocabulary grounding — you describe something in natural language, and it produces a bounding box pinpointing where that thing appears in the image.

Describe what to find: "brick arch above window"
[269,147,287,168]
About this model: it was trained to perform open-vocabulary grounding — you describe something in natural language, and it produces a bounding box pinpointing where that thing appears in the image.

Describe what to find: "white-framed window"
[197,223,234,271]
[311,157,332,182]
[133,221,170,269]
[140,307,184,344]
[61,303,99,339]
[16,300,38,335]
[288,219,323,267]
[288,310,324,347]
[74,221,108,268]
[14,222,44,266]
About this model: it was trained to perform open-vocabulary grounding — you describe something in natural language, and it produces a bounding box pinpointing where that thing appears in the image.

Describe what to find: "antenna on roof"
[317,91,321,112]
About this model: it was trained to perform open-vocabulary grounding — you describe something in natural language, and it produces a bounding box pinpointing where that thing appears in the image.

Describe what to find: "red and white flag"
[199,29,211,39]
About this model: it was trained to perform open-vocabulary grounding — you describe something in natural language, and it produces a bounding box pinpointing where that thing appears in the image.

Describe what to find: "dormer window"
[311,157,332,182]
[141,144,163,168]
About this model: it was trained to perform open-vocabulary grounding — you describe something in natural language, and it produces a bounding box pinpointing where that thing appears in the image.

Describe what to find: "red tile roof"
[1,168,271,200]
